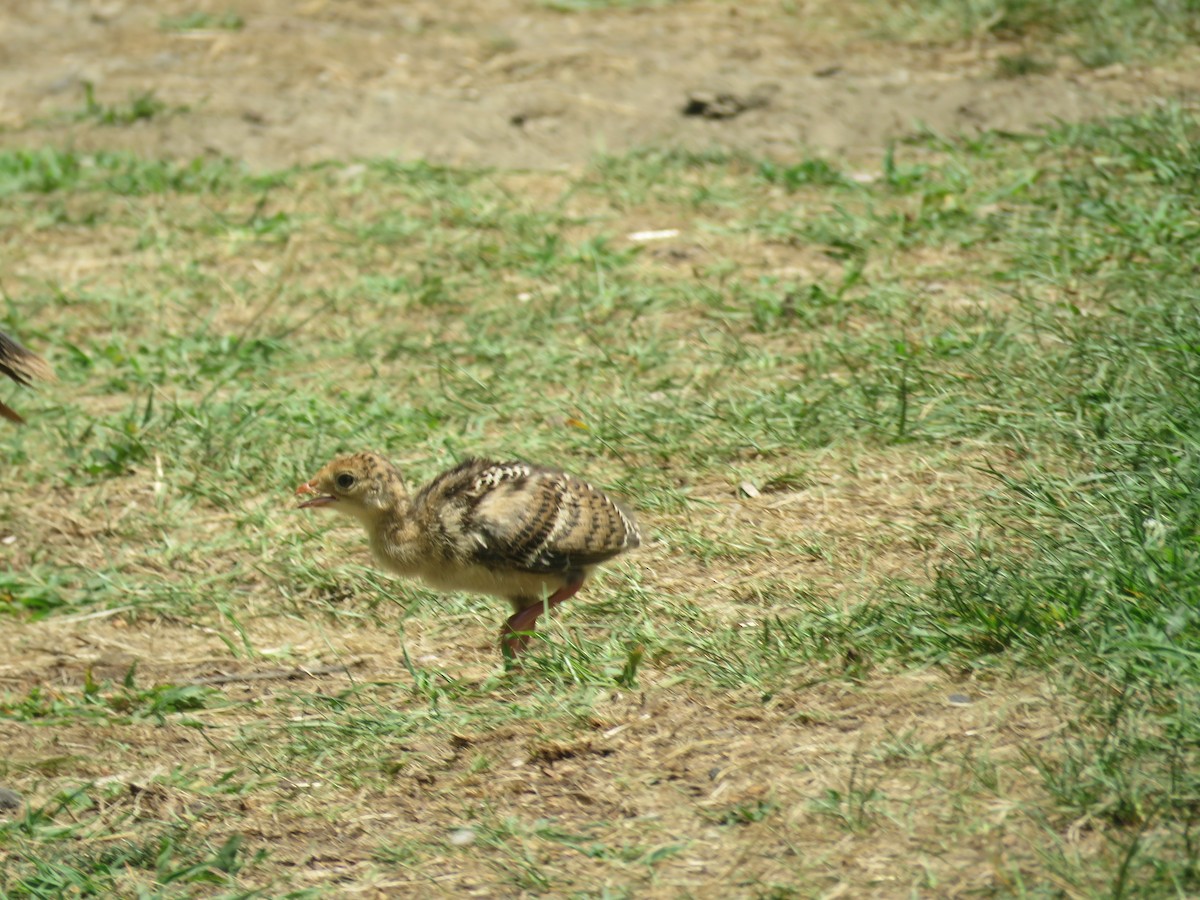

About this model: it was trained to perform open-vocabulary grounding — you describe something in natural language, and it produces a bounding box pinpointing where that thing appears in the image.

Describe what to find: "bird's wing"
[0,331,54,424]
[462,463,640,576]
[0,331,54,388]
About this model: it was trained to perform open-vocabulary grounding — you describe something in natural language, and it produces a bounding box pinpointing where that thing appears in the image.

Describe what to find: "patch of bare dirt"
[2,0,1196,171]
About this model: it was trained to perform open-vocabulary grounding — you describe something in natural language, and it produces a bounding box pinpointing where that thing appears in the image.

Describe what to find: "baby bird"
[0,330,54,424]
[296,452,640,658]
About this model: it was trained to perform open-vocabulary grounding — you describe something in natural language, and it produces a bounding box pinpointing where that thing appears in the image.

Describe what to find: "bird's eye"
[336,473,356,490]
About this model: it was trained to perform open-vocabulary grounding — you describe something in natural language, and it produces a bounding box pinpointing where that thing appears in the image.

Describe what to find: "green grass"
[0,776,283,897]
[870,0,1200,67]
[537,0,679,10]
[77,83,173,127]
[2,104,1200,894]
[159,10,245,31]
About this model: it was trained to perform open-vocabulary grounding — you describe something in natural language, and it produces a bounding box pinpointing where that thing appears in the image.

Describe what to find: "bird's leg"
[501,577,585,659]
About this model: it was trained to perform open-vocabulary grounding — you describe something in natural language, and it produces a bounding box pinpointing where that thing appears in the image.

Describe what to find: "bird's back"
[414,457,640,577]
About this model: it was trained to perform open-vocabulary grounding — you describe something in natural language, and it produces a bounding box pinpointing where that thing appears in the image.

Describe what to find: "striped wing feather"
[0,331,53,424]
[421,458,639,576]
[0,332,53,388]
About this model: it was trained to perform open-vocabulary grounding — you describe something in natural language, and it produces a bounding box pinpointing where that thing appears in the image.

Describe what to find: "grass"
[77,83,172,127]
[538,0,679,10]
[159,10,246,32]
[866,0,1200,67]
[1,102,1199,894]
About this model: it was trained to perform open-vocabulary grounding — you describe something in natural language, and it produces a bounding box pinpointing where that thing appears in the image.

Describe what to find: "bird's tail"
[0,330,55,423]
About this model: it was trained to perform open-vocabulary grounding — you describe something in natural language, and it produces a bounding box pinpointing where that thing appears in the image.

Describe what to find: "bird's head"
[296,452,405,525]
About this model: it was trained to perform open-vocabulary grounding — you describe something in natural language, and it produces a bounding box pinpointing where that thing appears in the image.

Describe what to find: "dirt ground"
[2,0,1197,171]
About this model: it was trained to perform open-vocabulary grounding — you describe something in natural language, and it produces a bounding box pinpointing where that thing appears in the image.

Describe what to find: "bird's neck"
[363,497,425,576]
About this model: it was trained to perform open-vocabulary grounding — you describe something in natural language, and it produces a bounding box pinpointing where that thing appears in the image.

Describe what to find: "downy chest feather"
[368,525,423,577]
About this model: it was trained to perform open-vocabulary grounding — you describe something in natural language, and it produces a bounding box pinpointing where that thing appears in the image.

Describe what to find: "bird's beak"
[296,480,336,509]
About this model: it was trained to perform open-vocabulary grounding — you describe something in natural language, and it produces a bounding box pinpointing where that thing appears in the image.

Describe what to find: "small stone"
[336,163,367,182]
[628,228,679,242]
[449,828,476,846]
[682,84,778,119]
[948,693,972,706]
[0,787,22,812]
[738,481,761,498]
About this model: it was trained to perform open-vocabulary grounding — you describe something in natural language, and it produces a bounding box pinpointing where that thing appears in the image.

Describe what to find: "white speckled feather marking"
[471,463,532,494]
[613,498,639,547]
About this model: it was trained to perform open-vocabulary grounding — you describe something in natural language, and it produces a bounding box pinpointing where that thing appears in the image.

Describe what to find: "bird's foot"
[498,578,585,661]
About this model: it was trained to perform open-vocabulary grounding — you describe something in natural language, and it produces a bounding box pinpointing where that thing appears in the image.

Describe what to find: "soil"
[2,0,1196,171]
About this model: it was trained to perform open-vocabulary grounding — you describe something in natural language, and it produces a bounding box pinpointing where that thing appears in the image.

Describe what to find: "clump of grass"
[757,158,852,190]
[994,52,1054,78]
[2,663,217,726]
[159,10,245,31]
[539,0,677,10]
[874,0,1200,67]
[0,785,266,896]
[78,83,171,126]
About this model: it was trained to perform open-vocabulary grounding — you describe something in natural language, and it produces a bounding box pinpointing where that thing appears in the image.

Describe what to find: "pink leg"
[501,578,585,659]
